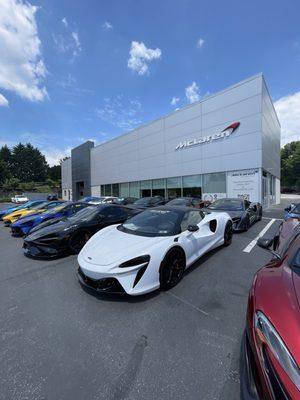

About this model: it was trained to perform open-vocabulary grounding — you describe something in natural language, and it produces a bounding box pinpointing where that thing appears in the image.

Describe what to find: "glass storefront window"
[202,173,226,193]
[152,179,166,198]
[182,175,202,197]
[104,184,112,196]
[140,180,151,197]
[112,183,119,197]
[120,182,129,197]
[167,177,181,199]
[129,181,140,198]
[101,185,105,196]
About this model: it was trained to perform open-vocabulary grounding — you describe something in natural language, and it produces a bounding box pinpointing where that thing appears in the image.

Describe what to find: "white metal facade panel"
[261,79,281,178]
[61,158,72,189]
[91,75,264,186]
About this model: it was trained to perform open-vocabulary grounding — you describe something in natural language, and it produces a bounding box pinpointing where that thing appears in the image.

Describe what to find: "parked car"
[11,201,87,236]
[89,196,118,204]
[23,204,141,258]
[132,196,165,209]
[284,203,300,220]
[77,206,233,296]
[11,194,29,203]
[241,218,300,400]
[166,197,211,208]
[3,201,62,226]
[113,197,138,205]
[206,198,262,231]
[47,194,58,201]
[0,200,46,220]
[80,196,101,203]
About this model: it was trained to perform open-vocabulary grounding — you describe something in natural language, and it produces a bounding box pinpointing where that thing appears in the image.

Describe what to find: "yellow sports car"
[3,201,63,225]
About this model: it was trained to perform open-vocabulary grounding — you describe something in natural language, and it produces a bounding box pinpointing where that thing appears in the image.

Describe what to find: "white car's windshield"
[119,209,182,237]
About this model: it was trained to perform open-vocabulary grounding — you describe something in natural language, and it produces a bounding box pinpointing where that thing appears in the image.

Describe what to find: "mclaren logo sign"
[175,122,240,150]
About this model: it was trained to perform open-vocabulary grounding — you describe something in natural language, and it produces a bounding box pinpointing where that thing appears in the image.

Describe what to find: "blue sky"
[0,0,300,165]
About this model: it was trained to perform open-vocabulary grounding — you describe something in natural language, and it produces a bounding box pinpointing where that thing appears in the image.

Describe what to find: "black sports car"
[23,204,141,258]
[131,196,165,209]
[206,198,262,231]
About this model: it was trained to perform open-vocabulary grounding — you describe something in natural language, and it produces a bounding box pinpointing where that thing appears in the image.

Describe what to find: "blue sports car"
[284,202,300,220]
[11,201,88,236]
[0,200,46,220]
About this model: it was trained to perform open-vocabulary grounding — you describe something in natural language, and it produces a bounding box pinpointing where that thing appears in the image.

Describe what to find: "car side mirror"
[257,237,281,260]
[257,237,273,249]
[187,224,199,232]
[284,206,291,212]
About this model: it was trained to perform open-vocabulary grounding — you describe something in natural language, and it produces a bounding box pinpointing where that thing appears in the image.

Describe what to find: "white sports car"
[77,206,232,296]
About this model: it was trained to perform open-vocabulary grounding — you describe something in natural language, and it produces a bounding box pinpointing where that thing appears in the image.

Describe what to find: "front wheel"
[160,248,186,290]
[68,230,91,254]
[223,221,233,246]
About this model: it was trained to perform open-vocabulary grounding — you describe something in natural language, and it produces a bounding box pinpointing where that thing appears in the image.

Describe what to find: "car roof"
[154,205,201,213]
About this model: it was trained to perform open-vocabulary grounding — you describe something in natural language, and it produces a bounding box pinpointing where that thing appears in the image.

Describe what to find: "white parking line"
[262,216,284,221]
[243,219,276,253]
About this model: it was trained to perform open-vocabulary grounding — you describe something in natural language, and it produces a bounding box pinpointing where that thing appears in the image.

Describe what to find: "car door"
[99,206,129,228]
[179,210,207,265]
[245,200,257,224]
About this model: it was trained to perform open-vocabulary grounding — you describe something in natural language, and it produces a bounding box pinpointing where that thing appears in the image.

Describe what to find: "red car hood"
[255,262,300,368]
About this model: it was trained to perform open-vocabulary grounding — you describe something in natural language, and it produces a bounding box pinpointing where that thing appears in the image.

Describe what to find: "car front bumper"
[23,240,67,259]
[77,267,126,294]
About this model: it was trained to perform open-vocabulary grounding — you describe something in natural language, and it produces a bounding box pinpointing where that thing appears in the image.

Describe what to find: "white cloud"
[43,147,72,166]
[96,95,142,130]
[62,17,68,27]
[171,97,180,106]
[71,32,81,54]
[274,91,300,146]
[0,93,9,107]
[185,81,200,103]
[102,21,113,30]
[0,0,47,101]
[127,41,161,75]
[196,38,205,48]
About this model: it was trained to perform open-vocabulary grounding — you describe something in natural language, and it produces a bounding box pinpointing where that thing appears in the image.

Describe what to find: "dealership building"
[61,74,281,207]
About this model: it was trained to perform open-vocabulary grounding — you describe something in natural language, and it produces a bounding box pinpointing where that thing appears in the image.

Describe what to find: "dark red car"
[241,218,300,399]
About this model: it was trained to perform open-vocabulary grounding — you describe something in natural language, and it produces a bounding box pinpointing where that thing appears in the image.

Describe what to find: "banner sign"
[227,169,259,202]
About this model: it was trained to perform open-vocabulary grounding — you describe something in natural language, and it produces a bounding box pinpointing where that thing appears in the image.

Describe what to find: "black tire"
[258,209,262,221]
[244,216,250,232]
[159,248,186,290]
[68,230,91,254]
[223,221,233,246]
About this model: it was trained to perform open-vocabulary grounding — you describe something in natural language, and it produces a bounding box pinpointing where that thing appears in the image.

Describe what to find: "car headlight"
[255,311,300,390]
[119,255,150,269]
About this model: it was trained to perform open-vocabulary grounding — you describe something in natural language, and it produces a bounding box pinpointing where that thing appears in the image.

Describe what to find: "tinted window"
[102,206,126,218]
[291,204,300,215]
[68,206,98,222]
[181,211,203,232]
[168,198,189,206]
[208,199,244,211]
[119,209,182,237]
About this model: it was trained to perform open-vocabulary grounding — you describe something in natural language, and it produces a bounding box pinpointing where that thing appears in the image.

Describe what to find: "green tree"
[2,177,20,191]
[11,143,49,182]
[0,159,11,183]
[48,165,61,181]
[0,145,12,166]
[281,141,300,188]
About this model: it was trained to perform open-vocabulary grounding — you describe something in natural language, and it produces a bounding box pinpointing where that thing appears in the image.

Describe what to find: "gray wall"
[91,74,271,186]
[61,158,72,189]
[71,141,94,200]
[261,78,281,178]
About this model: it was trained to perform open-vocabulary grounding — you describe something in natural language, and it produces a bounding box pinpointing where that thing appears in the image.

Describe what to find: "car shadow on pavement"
[78,280,161,303]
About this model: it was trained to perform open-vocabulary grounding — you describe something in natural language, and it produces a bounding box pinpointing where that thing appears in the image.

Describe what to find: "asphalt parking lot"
[0,196,299,400]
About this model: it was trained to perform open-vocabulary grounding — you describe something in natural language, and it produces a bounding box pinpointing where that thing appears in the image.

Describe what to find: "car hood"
[80,225,169,266]
[205,208,243,219]
[26,219,72,240]
[255,263,300,368]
